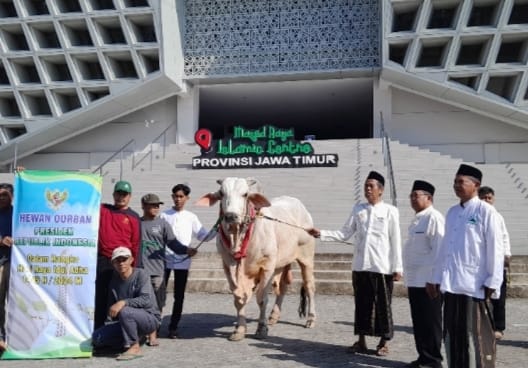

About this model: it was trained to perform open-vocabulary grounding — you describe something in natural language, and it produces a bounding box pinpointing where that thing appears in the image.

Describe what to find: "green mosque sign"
[192,125,338,169]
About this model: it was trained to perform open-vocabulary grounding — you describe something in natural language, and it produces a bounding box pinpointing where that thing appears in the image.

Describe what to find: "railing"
[92,139,136,180]
[132,122,175,171]
[380,117,397,206]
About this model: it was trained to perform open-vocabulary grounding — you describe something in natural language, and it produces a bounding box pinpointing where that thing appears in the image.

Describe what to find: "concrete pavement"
[1,292,527,367]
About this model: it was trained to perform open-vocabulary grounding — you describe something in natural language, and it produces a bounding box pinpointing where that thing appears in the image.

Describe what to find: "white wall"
[386,88,528,163]
[18,97,179,170]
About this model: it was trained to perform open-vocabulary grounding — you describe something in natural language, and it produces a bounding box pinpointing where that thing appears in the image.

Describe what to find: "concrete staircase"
[178,247,528,297]
[5,138,528,296]
[389,142,528,255]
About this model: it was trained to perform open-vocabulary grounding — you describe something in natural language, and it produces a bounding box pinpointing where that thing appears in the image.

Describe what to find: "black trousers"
[352,271,394,339]
[94,256,114,330]
[408,287,443,367]
[164,269,189,331]
[491,269,507,332]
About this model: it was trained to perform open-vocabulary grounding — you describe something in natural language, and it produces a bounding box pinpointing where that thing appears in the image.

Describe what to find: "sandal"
[376,344,389,356]
[348,341,368,354]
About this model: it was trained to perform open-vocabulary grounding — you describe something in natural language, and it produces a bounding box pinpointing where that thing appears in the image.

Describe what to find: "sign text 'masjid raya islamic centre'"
[192,126,339,169]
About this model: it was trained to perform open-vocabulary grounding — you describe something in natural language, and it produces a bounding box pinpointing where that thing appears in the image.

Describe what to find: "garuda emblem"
[45,189,68,210]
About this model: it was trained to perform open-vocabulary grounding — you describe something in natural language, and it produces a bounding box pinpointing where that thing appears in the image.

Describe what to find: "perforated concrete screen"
[183,0,381,76]
[0,0,159,141]
[386,0,528,106]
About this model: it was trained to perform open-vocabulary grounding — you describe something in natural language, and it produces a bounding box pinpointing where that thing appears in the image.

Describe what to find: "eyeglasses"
[409,192,427,199]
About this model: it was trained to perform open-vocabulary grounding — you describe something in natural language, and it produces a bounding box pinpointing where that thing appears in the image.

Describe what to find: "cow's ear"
[248,193,271,209]
[195,192,220,207]
[216,179,224,185]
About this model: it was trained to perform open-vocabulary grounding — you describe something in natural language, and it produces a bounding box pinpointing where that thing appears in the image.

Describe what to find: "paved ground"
[1,292,527,367]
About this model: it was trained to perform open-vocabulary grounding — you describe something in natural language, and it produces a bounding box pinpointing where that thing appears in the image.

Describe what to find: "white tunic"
[431,196,504,299]
[320,201,402,275]
[161,209,210,270]
[497,212,511,258]
[403,206,444,288]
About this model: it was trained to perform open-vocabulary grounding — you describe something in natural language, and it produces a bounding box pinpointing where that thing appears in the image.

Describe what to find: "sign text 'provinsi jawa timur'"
[192,125,339,169]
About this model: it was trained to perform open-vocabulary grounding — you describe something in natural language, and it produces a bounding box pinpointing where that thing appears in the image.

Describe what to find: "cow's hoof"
[268,314,280,326]
[228,331,245,341]
[254,323,268,339]
[305,319,315,329]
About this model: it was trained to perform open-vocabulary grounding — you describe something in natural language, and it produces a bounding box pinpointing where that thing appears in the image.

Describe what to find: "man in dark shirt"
[140,193,196,346]
[94,181,141,329]
[0,183,13,353]
[92,247,160,361]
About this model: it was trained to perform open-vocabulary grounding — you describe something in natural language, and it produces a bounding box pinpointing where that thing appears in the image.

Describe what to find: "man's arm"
[311,205,358,242]
[162,219,194,255]
[484,208,505,296]
[121,270,154,309]
[389,206,403,275]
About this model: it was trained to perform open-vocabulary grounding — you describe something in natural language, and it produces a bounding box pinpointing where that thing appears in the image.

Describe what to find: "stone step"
[178,252,528,297]
[191,259,353,271]
[190,269,352,281]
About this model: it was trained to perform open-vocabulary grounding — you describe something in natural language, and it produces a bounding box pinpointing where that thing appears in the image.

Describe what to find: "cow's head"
[197,177,271,258]
[196,177,271,224]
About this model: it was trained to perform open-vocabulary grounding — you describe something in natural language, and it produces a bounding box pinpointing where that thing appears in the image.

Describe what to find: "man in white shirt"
[404,180,444,368]
[161,184,214,338]
[307,171,402,357]
[427,164,504,368]
[478,186,511,340]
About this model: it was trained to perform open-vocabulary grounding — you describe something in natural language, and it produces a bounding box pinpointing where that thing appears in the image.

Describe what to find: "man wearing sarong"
[427,164,504,368]
[308,171,402,357]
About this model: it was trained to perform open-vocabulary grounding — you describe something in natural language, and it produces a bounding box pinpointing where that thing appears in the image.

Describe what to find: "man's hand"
[306,228,320,238]
[1,236,12,247]
[108,300,126,318]
[426,283,440,299]
[393,272,402,282]
[187,247,197,257]
[484,287,495,300]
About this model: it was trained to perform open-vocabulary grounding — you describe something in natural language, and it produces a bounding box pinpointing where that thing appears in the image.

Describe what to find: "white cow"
[196,177,316,341]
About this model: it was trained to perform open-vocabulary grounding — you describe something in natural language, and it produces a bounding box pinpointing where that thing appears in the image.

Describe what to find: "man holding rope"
[161,184,216,339]
[307,171,402,357]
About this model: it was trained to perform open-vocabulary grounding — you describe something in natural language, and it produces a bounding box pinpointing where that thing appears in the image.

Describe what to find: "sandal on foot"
[116,352,143,361]
[347,341,368,354]
[376,344,389,356]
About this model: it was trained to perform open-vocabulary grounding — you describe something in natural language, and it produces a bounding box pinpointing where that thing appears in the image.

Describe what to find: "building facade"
[0,0,527,170]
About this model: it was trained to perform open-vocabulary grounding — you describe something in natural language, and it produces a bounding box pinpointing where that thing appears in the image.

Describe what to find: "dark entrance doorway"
[198,78,373,140]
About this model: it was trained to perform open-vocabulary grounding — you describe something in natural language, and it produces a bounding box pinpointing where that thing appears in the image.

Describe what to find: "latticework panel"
[183,0,381,77]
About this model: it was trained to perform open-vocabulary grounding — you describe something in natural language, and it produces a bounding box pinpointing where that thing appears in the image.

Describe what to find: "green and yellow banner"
[2,170,101,359]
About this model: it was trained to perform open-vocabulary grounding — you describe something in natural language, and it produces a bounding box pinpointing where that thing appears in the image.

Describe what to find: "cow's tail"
[298,286,307,318]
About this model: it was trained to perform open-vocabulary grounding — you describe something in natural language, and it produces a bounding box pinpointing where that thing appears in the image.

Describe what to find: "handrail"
[132,122,176,171]
[380,116,397,206]
[92,139,135,180]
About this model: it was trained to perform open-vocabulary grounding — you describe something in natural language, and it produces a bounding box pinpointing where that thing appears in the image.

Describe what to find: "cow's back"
[266,196,313,229]
[257,196,315,268]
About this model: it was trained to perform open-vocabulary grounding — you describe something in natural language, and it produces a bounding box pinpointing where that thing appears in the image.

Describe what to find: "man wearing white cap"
[427,164,504,368]
[92,246,160,361]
